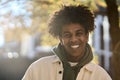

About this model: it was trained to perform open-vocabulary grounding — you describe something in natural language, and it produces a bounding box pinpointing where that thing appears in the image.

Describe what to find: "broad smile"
[71,45,79,49]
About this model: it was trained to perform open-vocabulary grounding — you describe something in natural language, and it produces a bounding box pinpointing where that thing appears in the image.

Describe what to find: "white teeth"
[71,45,79,48]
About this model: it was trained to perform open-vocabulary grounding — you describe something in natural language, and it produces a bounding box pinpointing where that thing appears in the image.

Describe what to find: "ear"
[59,36,62,43]
[86,33,89,42]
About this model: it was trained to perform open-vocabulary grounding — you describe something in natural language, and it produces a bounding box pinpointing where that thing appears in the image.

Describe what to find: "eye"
[62,33,71,38]
[76,31,84,36]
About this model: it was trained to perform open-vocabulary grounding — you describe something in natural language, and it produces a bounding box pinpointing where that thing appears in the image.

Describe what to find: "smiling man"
[22,5,112,80]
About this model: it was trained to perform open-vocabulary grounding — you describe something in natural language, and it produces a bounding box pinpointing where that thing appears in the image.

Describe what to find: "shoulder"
[30,55,59,68]
[84,63,112,80]
[85,62,108,73]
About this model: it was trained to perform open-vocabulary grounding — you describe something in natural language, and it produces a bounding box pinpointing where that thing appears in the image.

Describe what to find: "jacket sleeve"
[96,65,112,80]
[22,64,33,80]
[104,74,112,80]
[102,70,112,80]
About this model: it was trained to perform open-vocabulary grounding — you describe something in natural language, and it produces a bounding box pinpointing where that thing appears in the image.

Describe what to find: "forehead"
[62,23,85,33]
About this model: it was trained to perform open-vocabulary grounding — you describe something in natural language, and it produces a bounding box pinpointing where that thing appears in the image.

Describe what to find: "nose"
[70,35,78,43]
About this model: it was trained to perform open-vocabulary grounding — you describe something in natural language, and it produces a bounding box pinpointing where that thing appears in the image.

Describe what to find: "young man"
[22,5,112,80]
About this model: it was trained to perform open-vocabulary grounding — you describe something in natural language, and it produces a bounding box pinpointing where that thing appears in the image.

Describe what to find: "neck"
[66,51,84,62]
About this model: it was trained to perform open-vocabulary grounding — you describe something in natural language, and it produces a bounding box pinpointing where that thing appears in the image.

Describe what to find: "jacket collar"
[51,54,61,63]
[84,62,95,72]
[51,54,95,72]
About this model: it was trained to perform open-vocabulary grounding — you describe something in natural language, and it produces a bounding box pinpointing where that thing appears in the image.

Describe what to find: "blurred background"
[0,0,120,80]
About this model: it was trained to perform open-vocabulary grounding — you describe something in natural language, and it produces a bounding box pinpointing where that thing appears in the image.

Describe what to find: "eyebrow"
[76,29,84,32]
[62,31,70,34]
[62,29,84,33]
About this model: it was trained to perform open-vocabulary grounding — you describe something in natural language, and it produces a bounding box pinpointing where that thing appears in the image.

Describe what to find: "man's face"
[60,23,89,58]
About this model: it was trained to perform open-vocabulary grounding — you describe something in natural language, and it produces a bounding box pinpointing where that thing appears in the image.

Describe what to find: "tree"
[105,0,120,80]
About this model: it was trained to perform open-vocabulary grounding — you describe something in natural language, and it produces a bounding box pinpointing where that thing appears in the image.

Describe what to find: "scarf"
[52,43,93,80]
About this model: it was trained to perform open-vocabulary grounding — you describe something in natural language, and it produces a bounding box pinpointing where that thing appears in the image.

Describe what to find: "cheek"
[80,36,88,42]
[61,38,69,45]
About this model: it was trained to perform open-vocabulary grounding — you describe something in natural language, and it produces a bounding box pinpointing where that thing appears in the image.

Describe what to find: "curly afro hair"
[48,4,95,38]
